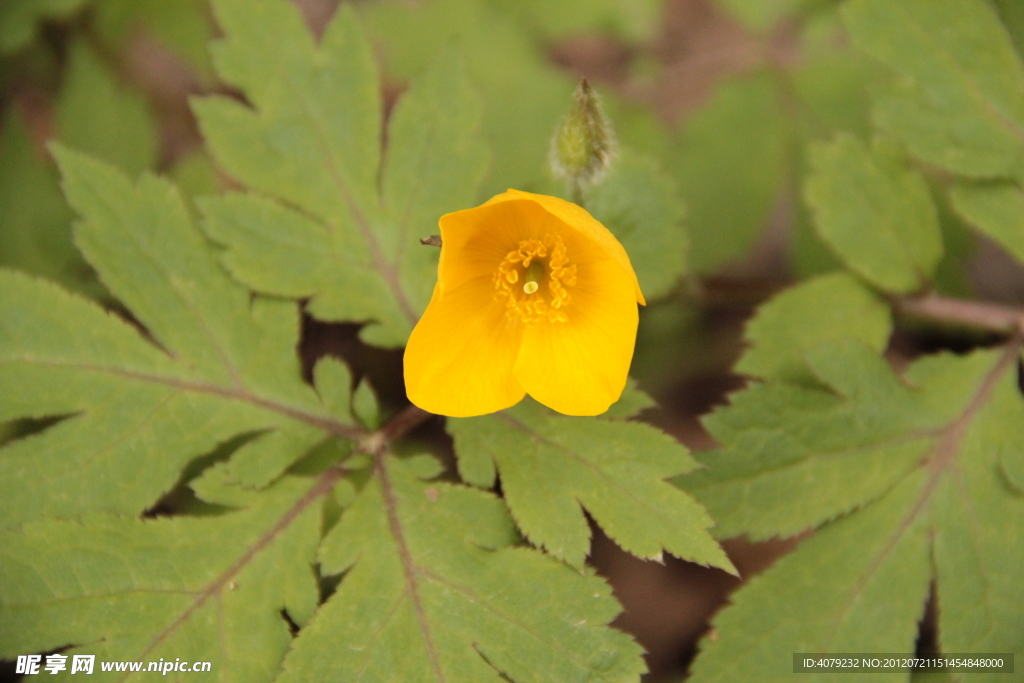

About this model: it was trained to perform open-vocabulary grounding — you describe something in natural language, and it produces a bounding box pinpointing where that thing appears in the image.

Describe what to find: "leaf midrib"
[703,341,1020,682]
[85,176,249,391]
[124,467,345,681]
[819,339,1020,651]
[365,456,626,682]
[374,451,446,682]
[496,413,709,554]
[280,78,419,327]
[0,357,362,440]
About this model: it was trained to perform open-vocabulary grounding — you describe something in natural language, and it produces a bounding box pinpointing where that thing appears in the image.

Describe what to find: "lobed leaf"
[278,457,646,683]
[930,189,980,298]
[0,4,676,680]
[601,379,657,421]
[0,112,81,293]
[684,342,993,540]
[689,344,1024,681]
[585,150,688,300]
[690,471,933,683]
[0,474,328,682]
[670,74,789,273]
[736,272,892,386]
[194,0,488,347]
[0,147,358,528]
[356,0,573,197]
[949,181,1024,269]
[449,399,735,573]
[844,0,1024,183]
[789,48,876,141]
[55,40,158,176]
[0,40,158,298]
[804,134,942,293]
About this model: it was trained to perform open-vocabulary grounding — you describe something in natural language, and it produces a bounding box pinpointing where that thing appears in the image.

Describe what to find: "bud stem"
[570,179,585,208]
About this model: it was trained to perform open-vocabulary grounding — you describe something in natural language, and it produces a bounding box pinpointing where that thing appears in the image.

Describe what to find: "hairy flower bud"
[549,78,616,199]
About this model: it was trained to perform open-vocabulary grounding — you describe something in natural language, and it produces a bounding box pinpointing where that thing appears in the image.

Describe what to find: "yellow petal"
[404,280,525,417]
[483,189,646,305]
[437,197,564,293]
[513,255,639,416]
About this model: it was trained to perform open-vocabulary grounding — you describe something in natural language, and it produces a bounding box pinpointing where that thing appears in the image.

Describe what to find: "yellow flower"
[404,189,645,417]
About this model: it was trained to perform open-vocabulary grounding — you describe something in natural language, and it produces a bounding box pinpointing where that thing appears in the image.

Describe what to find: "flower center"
[493,233,577,324]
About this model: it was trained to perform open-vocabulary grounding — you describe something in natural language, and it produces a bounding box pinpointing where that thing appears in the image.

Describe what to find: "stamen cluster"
[493,233,578,324]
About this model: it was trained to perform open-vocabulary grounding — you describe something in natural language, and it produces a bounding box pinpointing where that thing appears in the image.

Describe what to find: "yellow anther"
[492,233,576,324]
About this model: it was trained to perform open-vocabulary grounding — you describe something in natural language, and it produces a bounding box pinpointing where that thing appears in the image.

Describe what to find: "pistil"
[493,233,576,324]
[523,261,543,294]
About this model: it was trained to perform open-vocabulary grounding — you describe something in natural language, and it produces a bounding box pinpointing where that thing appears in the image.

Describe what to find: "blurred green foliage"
[2,0,1024,680]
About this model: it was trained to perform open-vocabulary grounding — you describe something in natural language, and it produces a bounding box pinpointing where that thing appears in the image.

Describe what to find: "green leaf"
[736,272,892,385]
[195,1,488,346]
[949,181,1024,268]
[169,150,222,199]
[689,343,1024,680]
[0,0,87,54]
[1002,420,1024,493]
[311,356,354,424]
[602,378,656,420]
[670,74,789,273]
[994,0,1024,61]
[684,342,997,539]
[0,147,357,528]
[789,198,844,279]
[804,134,942,292]
[352,379,380,429]
[357,0,574,197]
[585,150,688,300]
[94,0,217,82]
[0,475,326,680]
[931,356,1024,663]
[689,472,933,683]
[788,23,881,279]
[55,40,159,176]
[844,0,1024,183]
[216,425,328,491]
[931,188,978,298]
[279,456,646,682]
[0,121,651,677]
[0,110,86,294]
[0,40,159,298]
[790,50,876,141]
[449,399,735,573]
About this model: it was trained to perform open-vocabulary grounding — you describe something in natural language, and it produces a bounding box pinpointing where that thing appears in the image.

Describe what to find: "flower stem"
[380,404,434,443]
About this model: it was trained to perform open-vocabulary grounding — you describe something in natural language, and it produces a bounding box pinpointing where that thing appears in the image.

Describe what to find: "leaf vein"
[0,358,363,440]
[373,451,446,682]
